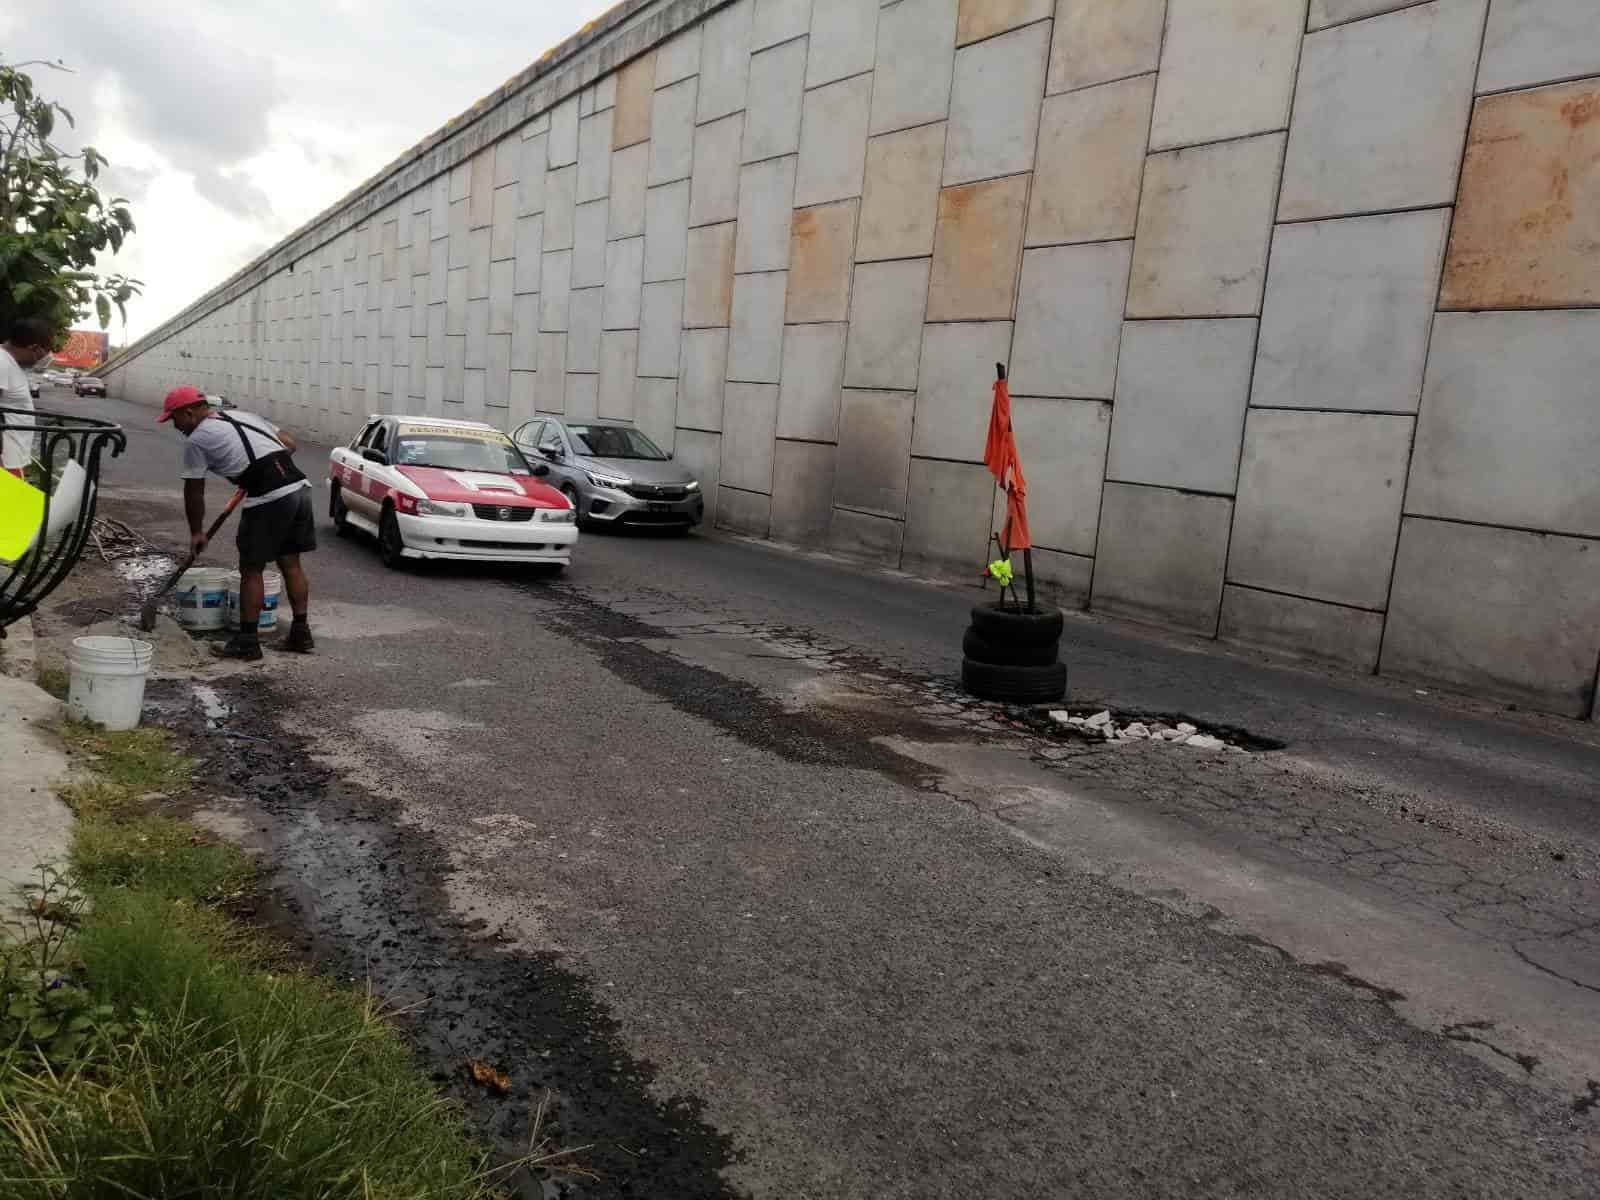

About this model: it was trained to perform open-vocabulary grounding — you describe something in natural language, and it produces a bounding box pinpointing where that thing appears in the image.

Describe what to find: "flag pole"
[996,363,1036,613]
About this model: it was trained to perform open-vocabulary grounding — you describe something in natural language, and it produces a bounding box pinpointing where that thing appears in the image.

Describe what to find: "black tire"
[961,658,1067,704]
[378,507,408,570]
[562,486,587,530]
[330,487,352,537]
[963,628,1059,667]
[970,602,1064,647]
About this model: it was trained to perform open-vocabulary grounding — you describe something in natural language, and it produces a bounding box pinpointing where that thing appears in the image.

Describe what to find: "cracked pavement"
[61,393,1600,1195]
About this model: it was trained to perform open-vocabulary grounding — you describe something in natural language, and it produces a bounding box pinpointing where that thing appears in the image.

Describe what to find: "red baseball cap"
[158,385,207,422]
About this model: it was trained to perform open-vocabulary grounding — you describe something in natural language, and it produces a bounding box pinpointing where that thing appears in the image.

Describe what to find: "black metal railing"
[0,406,126,634]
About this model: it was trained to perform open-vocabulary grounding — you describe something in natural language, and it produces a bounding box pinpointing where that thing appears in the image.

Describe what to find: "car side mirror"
[361,447,388,465]
[531,463,550,477]
[539,444,563,458]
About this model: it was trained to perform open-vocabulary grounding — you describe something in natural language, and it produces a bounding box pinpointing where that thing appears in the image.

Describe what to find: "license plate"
[648,501,672,512]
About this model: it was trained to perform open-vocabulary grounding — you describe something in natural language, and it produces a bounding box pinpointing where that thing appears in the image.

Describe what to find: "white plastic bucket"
[224,569,282,631]
[174,567,231,630]
[66,636,154,731]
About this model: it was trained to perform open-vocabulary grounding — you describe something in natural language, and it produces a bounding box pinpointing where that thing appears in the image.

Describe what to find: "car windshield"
[393,433,532,474]
[568,424,668,460]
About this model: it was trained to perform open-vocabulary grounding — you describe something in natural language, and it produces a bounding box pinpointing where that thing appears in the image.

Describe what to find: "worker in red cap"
[159,386,314,659]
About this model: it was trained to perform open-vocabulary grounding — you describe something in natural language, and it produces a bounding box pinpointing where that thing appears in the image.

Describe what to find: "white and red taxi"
[328,415,577,570]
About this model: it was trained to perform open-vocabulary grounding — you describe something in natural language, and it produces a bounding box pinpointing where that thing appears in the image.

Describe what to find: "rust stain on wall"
[927,174,1030,323]
[1441,80,1600,310]
[786,201,858,325]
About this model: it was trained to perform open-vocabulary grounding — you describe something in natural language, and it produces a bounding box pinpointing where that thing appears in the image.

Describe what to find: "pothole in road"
[1011,705,1286,754]
[526,582,1288,766]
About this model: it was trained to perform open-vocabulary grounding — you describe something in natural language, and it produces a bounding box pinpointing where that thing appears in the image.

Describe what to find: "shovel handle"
[204,488,248,542]
[170,488,246,577]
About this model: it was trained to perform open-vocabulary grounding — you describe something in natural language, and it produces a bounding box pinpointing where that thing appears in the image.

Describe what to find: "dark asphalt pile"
[150,676,739,1198]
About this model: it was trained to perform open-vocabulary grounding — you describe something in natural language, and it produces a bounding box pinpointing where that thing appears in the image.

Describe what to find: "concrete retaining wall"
[101,0,1600,718]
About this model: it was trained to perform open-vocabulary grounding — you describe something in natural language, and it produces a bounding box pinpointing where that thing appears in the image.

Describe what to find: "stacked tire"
[961,603,1066,703]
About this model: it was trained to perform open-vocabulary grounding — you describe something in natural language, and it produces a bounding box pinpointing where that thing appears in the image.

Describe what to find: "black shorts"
[237,487,317,569]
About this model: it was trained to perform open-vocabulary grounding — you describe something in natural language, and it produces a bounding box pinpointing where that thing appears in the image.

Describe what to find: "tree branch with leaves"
[0,58,140,340]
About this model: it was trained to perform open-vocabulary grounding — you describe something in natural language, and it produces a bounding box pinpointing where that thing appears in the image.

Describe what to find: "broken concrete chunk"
[1085,710,1112,729]
[1176,722,1197,735]
[1048,710,1073,724]
[1123,723,1150,739]
[1185,734,1224,751]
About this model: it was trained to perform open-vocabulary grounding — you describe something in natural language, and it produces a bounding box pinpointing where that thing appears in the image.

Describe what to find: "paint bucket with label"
[174,567,231,631]
[224,569,282,632]
[67,636,154,730]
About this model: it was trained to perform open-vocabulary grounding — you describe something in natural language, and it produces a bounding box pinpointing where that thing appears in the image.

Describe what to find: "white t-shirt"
[0,348,35,471]
[181,410,310,507]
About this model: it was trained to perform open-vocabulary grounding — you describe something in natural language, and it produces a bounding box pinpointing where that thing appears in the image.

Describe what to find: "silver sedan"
[509,418,704,531]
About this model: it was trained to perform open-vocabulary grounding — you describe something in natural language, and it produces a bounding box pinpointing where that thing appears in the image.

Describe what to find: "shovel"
[138,488,246,631]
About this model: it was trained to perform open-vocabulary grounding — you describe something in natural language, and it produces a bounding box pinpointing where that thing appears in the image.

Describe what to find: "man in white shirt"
[1,317,54,476]
[159,385,316,660]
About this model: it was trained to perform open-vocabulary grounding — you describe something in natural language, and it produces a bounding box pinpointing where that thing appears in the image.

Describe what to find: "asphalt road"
[51,389,1600,1196]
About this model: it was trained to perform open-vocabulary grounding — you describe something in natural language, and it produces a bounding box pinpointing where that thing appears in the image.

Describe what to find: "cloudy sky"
[2,0,616,342]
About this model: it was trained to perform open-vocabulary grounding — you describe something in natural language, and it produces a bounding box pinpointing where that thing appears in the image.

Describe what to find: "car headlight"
[684,480,700,492]
[414,499,471,518]
[540,508,577,523]
[586,471,630,489]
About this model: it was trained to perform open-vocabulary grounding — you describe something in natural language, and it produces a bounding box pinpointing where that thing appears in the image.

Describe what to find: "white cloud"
[1,0,617,339]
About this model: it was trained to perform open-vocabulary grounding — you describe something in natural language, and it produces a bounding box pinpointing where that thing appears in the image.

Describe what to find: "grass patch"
[0,725,564,1197]
[59,722,192,799]
[71,813,253,902]
[2,894,497,1198]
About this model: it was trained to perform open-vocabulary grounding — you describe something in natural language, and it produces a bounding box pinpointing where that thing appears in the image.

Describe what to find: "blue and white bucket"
[224,569,282,632]
[174,567,231,631]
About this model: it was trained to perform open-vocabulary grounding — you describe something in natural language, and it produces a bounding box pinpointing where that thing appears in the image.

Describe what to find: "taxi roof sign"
[397,422,511,442]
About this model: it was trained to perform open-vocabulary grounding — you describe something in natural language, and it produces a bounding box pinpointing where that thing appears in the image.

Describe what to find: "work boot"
[213,634,263,662]
[282,619,315,653]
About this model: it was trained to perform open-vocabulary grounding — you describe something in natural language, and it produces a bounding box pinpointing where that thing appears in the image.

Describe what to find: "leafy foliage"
[0,60,140,339]
[0,867,134,1070]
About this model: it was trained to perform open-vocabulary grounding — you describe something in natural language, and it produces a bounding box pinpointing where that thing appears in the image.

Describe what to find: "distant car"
[73,376,107,397]
[328,414,577,571]
[509,418,703,531]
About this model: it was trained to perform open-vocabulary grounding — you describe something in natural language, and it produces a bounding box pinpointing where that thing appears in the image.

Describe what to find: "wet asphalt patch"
[520,584,973,783]
[143,676,741,1199]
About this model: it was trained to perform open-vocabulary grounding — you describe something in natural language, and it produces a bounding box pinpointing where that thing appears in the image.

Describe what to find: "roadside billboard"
[51,329,110,371]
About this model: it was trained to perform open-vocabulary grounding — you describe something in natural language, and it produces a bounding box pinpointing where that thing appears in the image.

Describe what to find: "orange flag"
[984,377,1031,552]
